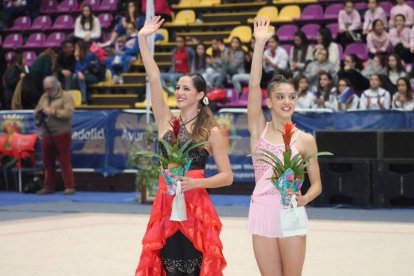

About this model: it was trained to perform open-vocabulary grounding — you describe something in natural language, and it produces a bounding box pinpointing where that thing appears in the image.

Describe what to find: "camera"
[35,108,48,127]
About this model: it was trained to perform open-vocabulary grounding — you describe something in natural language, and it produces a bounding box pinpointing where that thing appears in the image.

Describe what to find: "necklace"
[180,114,198,126]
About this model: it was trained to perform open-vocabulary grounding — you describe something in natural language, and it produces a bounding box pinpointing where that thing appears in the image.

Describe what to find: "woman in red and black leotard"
[135,16,233,276]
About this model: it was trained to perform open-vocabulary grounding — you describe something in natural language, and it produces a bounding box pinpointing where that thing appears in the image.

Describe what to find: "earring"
[202,96,209,105]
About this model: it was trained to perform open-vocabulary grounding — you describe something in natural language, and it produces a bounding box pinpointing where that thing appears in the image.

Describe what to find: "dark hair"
[337,78,354,95]
[369,73,382,86]
[346,54,363,70]
[75,40,88,60]
[318,28,333,49]
[395,13,406,22]
[345,0,354,6]
[10,53,23,67]
[294,75,309,98]
[387,53,405,73]
[80,4,94,31]
[193,43,207,72]
[125,0,138,24]
[293,30,309,63]
[230,36,242,51]
[180,73,217,143]
[266,74,295,98]
[396,77,413,100]
[373,54,386,67]
[61,40,73,49]
[372,19,384,32]
[317,72,334,101]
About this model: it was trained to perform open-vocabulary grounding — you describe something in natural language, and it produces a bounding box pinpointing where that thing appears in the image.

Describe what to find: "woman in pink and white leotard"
[247,17,324,276]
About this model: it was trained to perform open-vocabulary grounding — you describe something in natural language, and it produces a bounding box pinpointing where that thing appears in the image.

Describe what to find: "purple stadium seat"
[45,32,66,48]
[299,4,323,20]
[23,51,37,67]
[217,89,239,108]
[276,24,298,42]
[326,23,339,40]
[338,43,344,60]
[407,1,414,9]
[52,15,74,30]
[3,34,23,49]
[236,91,249,107]
[379,1,392,17]
[23,33,46,48]
[355,2,368,11]
[5,52,16,64]
[83,0,101,10]
[58,0,79,13]
[344,42,368,61]
[40,0,58,13]
[324,4,344,20]
[280,44,292,54]
[0,35,2,45]
[8,16,31,31]
[98,13,113,28]
[98,0,118,11]
[31,15,52,31]
[301,24,320,40]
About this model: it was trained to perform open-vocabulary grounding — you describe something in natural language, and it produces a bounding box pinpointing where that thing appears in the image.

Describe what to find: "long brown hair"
[80,4,94,31]
[183,73,217,143]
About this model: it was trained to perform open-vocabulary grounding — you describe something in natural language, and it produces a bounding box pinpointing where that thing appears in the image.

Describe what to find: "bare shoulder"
[209,126,222,141]
[298,130,316,144]
[296,129,318,155]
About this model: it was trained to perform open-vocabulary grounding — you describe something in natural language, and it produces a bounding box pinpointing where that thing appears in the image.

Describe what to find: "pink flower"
[287,173,295,182]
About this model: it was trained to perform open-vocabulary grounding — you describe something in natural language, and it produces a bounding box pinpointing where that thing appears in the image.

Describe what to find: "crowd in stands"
[0,0,414,111]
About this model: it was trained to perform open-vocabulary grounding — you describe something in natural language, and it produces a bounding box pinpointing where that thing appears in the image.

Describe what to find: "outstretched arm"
[248,17,274,151]
[138,16,173,131]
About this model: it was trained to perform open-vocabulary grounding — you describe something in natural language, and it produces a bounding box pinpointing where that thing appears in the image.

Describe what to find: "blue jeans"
[160,72,183,90]
[72,73,99,104]
[106,54,134,76]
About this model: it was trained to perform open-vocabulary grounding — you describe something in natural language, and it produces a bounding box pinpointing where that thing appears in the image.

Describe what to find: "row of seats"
[38,0,118,14]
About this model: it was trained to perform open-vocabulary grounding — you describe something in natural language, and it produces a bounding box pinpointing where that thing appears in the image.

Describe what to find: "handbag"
[279,195,308,238]
[170,180,187,222]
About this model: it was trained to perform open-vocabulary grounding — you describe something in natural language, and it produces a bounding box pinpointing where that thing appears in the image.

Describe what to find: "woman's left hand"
[176,176,202,192]
[294,192,309,207]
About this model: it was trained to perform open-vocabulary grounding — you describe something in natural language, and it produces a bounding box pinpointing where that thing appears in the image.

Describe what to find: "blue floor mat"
[0,192,251,207]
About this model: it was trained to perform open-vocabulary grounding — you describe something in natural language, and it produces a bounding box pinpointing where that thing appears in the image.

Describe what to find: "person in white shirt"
[363,0,388,35]
[386,53,407,85]
[74,4,102,42]
[294,75,316,109]
[314,28,341,71]
[263,35,289,82]
[359,74,391,110]
[312,72,337,110]
[392,77,414,110]
[336,78,359,111]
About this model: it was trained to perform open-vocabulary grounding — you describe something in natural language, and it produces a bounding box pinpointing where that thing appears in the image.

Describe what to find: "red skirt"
[135,170,226,276]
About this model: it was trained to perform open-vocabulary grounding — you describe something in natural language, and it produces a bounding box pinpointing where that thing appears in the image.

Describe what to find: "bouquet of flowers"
[255,123,333,206]
[137,117,209,195]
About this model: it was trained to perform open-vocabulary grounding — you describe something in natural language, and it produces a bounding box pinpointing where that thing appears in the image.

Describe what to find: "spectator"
[313,72,337,110]
[105,22,139,84]
[338,54,370,95]
[359,74,391,109]
[387,53,406,86]
[362,54,387,78]
[34,76,76,195]
[314,28,341,71]
[392,77,414,110]
[161,36,194,93]
[390,14,413,63]
[74,4,102,43]
[304,48,336,87]
[389,0,414,28]
[191,43,207,75]
[261,35,289,84]
[294,75,315,109]
[203,38,225,89]
[99,1,144,48]
[336,78,360,111]
[214,36,245,88]
[141,0,173,21]
[367,19,390,57]
[232,38,255,94]
[289,31,313,78]
[363,0,388,35]
[3,54,27,109]
[0,47,6,109]
[338,0,362,46]
[56,41,76,90]
[72,40,100,104]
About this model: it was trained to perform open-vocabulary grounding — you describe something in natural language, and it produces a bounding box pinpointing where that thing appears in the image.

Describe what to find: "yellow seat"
[199,0,221,6]
[65,90,82,107]
[177,0,199,7]
[248,6,278,23]
[171,9,196,25]
[206,46,213,56]
[224,25,252,43]
[156,28,169,44]
[274,5,301,22]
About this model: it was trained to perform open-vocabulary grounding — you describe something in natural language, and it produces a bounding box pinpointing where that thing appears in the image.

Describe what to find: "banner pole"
[145,0,155,124]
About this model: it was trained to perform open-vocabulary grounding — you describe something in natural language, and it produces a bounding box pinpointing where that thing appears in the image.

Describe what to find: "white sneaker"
[112,75,120,84]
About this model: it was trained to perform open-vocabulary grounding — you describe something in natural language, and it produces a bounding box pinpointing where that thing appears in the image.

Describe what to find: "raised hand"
[253,17,274,43]
[138,16,165,38]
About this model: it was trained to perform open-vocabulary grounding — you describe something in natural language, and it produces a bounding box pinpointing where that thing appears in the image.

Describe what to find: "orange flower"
[282,123,295,152]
